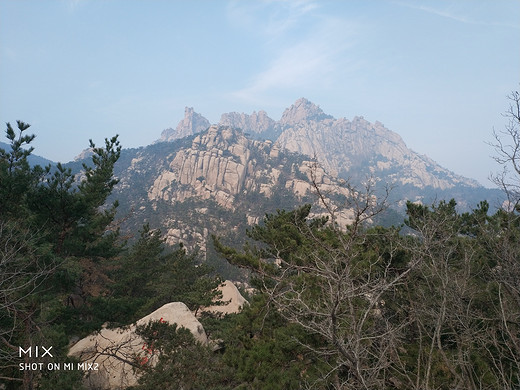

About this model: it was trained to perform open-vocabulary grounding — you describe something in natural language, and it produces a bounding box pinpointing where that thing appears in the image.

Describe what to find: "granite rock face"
[279,97,333,125]
[275,112,479,191]
[112,124,352,250]
[147,125,349,219]
[219,110,278,139]
[219,98,480,193]
[201,280,248,316]
[68,302,207,390]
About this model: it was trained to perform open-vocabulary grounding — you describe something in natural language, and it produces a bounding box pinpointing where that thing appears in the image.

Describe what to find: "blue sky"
[0,0,519,187]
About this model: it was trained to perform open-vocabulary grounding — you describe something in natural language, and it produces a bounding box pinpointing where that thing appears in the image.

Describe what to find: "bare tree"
[490,90,520,210]
[401,200,499,390]
[485,89,520,388]
[217,172,418,389]
[0,220,56,388]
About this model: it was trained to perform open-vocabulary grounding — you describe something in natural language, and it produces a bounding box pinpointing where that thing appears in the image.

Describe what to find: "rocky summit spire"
[218,110,281,139]
[279,98,333,126]
[219,110,275,135]
[158,107,211,142]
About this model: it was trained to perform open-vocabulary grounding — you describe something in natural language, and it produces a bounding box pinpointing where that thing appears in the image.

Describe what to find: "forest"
[1,92,520,390]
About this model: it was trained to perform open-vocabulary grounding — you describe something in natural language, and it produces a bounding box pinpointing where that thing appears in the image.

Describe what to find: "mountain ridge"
[155,98,482,194]
[58,101,503,275]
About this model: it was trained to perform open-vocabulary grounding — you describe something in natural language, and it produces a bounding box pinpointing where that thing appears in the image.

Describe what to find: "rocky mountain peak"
[219,110,279,139]
[275,106,481,192]
[158,107,210,142]
[191,125,249,152]
[279,98,333,125]
[74,148,94,161]
[149,99,484,209]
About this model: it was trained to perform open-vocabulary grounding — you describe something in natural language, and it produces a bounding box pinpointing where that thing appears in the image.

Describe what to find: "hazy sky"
[1,0,519,187]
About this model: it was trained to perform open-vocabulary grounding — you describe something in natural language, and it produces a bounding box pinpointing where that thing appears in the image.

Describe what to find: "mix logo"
[18,346,53,358]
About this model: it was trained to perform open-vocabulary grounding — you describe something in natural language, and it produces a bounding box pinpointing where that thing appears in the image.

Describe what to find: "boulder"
[202,280,248,316]
[68,302,207,390]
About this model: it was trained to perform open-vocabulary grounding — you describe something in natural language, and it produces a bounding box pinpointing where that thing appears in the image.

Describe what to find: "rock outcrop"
[219,110,280,139]
[68,302,207,390]
[158,107,210,142]
[202,280,248,316]
[147,125,348,209]
[279,97,333,125]
[275,111,480,191]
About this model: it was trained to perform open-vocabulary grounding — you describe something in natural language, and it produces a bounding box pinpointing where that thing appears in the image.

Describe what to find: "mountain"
[279,97,334,124]
[66,99,502,278]
[109,125,354,277]
[219,110,280,140]
[275,98,477,189]
[217,98,497,210]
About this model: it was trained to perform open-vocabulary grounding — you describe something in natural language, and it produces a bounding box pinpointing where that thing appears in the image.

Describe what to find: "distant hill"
[0,141,55,167]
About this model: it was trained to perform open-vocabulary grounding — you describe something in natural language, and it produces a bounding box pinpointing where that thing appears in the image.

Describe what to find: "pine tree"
[0,122,123,389]
[108,224,222,323]
[0,121,39,218]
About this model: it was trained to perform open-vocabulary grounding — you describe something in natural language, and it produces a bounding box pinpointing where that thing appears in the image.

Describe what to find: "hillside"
[0,140,54,167]
[107,125,354,276]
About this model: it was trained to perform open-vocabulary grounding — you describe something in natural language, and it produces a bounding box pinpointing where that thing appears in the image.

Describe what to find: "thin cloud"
[232,34,341,101]
[408,4,474,24]
[228,2,359,104]
[396,1,520,29]
[227,0,319,37]
[263,0,320,36]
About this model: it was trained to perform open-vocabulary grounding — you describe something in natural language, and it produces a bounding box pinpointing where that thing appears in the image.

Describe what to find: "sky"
[0,0,519,187]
